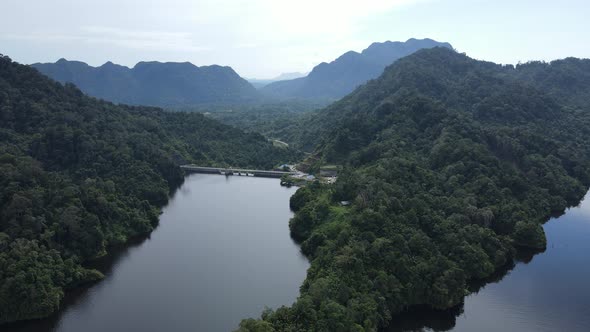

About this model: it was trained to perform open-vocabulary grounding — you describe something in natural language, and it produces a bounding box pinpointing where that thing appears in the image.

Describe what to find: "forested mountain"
[512,58,590,108]
[31,59,260,107]
[0,54,296,324]
[239,48,590,331]
[261,38,452,100]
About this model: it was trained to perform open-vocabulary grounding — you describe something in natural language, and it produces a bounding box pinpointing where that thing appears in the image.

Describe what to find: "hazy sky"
[1,0,588,78]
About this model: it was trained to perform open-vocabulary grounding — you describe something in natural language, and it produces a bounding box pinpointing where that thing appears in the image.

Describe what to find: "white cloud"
[79,26,210,52]
[2,26,210,53]
[2,0,590,77]
[0,0,432,76]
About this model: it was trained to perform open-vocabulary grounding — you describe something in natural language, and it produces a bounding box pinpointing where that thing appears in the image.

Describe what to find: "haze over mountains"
[32,59,260,107]
[247,72,307,89]
[31,38,452,107]
[261,38,453,100]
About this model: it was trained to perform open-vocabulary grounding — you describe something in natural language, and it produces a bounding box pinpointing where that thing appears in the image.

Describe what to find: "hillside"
[512,58,590,108]
[261,38,452,101]
[0,54,296,324]
[31,59,260,107]
[239,48,590,330]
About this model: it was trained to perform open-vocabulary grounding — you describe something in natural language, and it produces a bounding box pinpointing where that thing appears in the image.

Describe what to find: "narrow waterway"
[10,174,309,332]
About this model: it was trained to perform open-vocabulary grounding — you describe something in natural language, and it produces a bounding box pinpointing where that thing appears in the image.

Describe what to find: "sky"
[1,0,589,78]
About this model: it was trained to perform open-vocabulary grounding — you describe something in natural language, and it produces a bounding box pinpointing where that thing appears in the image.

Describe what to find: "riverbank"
[9,174,309,332]
[385,191,590,331]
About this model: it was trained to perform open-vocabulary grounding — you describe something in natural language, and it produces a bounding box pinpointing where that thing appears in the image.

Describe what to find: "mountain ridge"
[0,53,296,324]
[241,47,590,331]
[261,38,453,100]
[31,59,260,107]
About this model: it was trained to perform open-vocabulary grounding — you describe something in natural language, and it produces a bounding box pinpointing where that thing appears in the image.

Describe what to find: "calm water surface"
[388,191,590,332]
[9,174,309,332]
[7,178,590,332]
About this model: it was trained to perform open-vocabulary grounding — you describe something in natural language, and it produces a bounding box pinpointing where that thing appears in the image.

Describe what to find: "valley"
[1,22,590,332]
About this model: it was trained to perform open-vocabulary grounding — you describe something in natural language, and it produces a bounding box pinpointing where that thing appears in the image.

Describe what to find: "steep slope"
[512,58,590,108]
[261,38,452,100]
[240,48,590,331]
[0,54,295,324]
[31,59,260,107]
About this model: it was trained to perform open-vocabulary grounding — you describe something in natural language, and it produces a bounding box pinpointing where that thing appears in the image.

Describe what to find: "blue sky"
[1,0,588,78]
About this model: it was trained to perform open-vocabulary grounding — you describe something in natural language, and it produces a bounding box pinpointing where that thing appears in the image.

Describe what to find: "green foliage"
[0,239,101,323]
[289,187,313,212]
[0,54,296,324]
[201,100,323,146]
[236,318,276,332]
[243,48,590,330]
[513,221,546,249]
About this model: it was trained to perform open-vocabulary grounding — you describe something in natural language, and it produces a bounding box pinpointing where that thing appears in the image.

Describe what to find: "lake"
[8,177,590,332]
[8,174,309,332]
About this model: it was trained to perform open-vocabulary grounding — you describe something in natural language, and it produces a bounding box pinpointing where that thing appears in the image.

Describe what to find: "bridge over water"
[180,165,295,178]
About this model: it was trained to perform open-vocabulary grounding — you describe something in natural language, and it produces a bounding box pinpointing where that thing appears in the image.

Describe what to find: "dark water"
[7,180,590,332]
[8,174,308,332]
[388,191,590,332]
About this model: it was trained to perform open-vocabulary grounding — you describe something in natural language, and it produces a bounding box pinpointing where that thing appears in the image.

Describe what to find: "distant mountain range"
[247,72,307,89]
[32,59,260,107]
[31,38,451,106]
[261,38,453,100]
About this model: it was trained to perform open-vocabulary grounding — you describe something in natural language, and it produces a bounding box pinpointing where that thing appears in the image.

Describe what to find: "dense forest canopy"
[238,48,590,331]
[197,100,323,142]
[3,44,590,331]
[0,54,297,324]
[513,57,590,108]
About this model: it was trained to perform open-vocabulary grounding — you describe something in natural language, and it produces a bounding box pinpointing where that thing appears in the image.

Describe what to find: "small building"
[319,165,339,177]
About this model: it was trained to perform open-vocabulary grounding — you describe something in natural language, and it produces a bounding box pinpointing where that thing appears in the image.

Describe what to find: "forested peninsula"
[0,55,297,324]
[238,48,590,331]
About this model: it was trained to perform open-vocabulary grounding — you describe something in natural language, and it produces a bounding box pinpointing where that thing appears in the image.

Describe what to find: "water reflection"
[5,236,151,332]
[6,174,309,332]
[386,192,590,332]
[385,249,541,332]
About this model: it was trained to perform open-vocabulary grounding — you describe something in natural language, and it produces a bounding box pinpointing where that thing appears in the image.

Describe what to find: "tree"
[513,221,547,249]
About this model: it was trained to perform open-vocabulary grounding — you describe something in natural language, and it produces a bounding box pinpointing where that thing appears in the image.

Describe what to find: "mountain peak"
[262,38,453,100]
[32,59,259,106]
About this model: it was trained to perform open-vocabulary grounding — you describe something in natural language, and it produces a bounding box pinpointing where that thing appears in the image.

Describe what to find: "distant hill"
[273,72,307,81]
[261,38,452,100]
[31,59,260,107]
[243,47,590,331]
[0,53,296,324]
[247,72,307,89]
